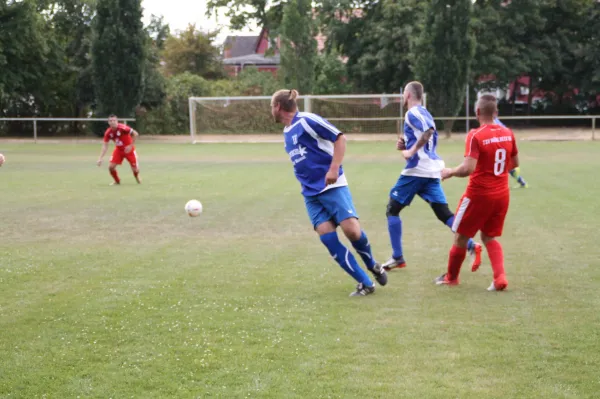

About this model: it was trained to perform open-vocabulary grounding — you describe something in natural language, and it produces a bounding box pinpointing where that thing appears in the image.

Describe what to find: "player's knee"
[386,199,404,217]
[109,165,117,171]
[343,227,361,242]
[454,233,470,248]
[431,202,453,224]
[339,218,361,241]
[480,232,495,245]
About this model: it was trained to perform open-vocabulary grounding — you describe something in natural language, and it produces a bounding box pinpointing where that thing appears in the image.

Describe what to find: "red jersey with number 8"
[464,124,518,197]
[103,124,134,149]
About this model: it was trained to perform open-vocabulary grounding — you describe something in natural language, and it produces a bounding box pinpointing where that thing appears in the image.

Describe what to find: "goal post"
[188,94,415,143]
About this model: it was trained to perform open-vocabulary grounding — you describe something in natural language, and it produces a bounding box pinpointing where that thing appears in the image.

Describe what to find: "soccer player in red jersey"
[97,115,141,185]
[436,94,519,291]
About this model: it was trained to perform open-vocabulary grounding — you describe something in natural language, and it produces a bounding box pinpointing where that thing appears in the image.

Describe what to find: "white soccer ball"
[185,199,203,217]
[0,153,4,167]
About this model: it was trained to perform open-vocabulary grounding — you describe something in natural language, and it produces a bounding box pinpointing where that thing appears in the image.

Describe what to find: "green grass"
[1,139,599,398]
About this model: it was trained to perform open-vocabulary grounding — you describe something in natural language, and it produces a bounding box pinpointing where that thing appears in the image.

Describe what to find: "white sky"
[141,0,260,44]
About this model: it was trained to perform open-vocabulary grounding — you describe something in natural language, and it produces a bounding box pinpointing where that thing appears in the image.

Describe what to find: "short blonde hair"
[404,81,424,101]
[476,94,498,118]
[271,89,299,112]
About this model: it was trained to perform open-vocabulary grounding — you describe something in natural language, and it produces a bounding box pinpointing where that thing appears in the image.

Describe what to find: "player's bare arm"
[325,134,346,185]
[402,128,433,160]
[442,157,477,180]
[124,129,138,154]
[97,142,109,166]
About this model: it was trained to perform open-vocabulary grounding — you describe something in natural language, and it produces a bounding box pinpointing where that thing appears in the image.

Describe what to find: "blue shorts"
[304,186,358,229]
[390,175,447,206]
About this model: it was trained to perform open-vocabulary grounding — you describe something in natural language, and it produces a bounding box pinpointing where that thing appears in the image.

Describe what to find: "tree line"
[1,0,598,136]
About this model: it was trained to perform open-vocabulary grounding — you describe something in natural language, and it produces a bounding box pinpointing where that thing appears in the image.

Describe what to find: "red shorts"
[452,193,509,238]
[110,148,138,167]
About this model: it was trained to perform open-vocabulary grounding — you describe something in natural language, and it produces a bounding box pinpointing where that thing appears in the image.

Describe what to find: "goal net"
[188,94,424,143]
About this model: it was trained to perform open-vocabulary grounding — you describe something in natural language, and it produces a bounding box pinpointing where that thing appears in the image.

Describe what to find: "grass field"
[1,139,599,398]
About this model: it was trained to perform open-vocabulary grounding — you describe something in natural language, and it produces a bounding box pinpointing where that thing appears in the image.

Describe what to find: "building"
[222,28,280,76]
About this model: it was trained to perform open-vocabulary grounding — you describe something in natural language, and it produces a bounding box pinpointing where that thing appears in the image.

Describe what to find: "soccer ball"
[185,199,203,217]
[0,153,4,167]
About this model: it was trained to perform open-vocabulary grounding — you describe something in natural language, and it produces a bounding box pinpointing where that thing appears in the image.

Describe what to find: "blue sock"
[517,176,527,186]
[320,232,373,286]
[446,216,475,251]
[509,169,517,178]
[387,216,403,259]
[351,231,376,270]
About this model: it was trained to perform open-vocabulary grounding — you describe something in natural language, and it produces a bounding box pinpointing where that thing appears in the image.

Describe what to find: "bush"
[137,72,211,134]
[137,68,282,134]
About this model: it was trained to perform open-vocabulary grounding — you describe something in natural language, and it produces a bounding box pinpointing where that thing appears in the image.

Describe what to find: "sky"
[141,0,260,44]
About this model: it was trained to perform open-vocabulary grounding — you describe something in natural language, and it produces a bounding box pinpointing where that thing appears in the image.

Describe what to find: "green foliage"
[138,72,211,134]
[576,1,600,93]
[140,15,169,110]
[472,0,597,113]
[91,0,145,118]
[0,0,50,111]
[206,0,284,35]
[209,79,239,97]
[138,68,281,134]
[279,0,317,94]
[161,25,224,79]
[413,0,476,127]
[313,51,352,94]
[234,67,281,96]
[2,0,600,138]
[323,0,425,93]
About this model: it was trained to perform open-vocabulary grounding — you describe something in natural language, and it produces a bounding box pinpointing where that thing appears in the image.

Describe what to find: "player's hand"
[97,159,103,167]
[401,149,414,160]
[441,168,453,181]
[124,145,133,154]
[396,137,406,151]
[325,168,339,185]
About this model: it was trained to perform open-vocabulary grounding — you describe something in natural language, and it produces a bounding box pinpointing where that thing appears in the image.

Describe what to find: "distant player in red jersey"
[97,115,141,185]
[435,94,519,291]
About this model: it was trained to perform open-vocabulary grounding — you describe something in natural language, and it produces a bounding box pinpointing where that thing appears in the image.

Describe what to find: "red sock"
[485,240,505,279]
[133,170,139,178]
[447,245,467,281]
[110,169,120,184]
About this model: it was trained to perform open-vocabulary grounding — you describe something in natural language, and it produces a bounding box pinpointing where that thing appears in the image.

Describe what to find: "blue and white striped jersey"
[283,112,348,197]
[402,105,445,178]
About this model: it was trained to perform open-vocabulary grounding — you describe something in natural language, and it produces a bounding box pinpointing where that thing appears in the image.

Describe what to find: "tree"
[576,1,600,95]
[91,0,145,118]
[0,0,50,114]
[161,25,224,79]
[323,0,426,93]
[472,0,595,115]
[206,0,284,37]
[140,15,169,109]
[44,0,97,119]
[313,51,352,94]
[412,0,476,135]
[533,0,594,108]
[279,0,317,94]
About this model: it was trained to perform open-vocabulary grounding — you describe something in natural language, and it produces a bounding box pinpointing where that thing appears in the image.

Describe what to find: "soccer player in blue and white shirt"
[271,89,387,297]
[383,81,483,271]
